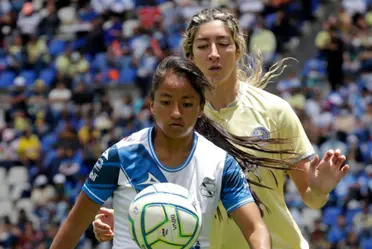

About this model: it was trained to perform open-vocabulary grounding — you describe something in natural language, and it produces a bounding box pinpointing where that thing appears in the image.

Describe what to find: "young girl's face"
[151,72,203,139]
[191,20,238,86]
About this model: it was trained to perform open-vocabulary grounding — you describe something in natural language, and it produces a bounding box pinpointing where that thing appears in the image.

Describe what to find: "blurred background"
[0,0,371,248]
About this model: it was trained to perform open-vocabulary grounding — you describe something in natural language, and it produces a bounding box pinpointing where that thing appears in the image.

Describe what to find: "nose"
[208,43,220,61]
[170,103,181,119]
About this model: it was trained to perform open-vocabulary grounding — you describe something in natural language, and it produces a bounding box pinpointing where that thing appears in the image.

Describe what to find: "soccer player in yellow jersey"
[91,8,350,249]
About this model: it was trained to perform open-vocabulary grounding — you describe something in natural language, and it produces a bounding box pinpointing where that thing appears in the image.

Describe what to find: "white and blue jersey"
[83,127,254,249]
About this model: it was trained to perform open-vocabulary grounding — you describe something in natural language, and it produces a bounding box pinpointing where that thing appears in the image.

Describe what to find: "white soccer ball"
[128,183,202,249]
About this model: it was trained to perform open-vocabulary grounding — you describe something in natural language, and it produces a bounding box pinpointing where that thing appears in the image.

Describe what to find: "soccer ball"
[128,183,202,249]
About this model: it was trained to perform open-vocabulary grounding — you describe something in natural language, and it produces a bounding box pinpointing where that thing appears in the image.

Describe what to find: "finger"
[323,150,334,161]
[93,220,111,231]
[98,207,114,215]
[310,155,320,170]
[96,234,114,243]
[93,227,112,235]
[340,164,350,176]
[332,149,341,164]
[334,155,346,168]
[94,213,105,221]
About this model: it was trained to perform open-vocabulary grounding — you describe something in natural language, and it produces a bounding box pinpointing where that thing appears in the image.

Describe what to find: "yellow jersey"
[206,83,315,249]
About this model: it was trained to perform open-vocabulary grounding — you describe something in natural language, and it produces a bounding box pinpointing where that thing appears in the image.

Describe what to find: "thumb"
[310,155,320,170]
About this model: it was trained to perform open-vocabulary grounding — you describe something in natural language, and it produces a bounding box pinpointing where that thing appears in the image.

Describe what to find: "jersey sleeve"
[277,100,315,164]
[82,145,121,205]
[220,154,254,213]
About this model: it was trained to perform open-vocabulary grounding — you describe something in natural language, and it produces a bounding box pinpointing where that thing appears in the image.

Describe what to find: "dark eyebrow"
[159,93,172,97]
[159,93,196,99]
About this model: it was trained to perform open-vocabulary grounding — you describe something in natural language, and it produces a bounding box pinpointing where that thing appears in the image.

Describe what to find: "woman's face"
[191,20,238,86]
[151,72,203,139]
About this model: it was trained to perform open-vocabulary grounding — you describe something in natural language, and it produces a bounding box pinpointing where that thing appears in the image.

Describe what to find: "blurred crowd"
[0,0,371,248]
[278,1,372,248]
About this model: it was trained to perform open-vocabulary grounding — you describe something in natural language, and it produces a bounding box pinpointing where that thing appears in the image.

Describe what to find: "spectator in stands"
[26,35,49,74]
[353,201,372,240]
[48,82,71,115]
[31,174,55,207]
[327,214,351,248]
[8,76,28,116]
[17,127,41,169]
[16,2,41,44]
[309,219,330,249]
[249,15,277,68]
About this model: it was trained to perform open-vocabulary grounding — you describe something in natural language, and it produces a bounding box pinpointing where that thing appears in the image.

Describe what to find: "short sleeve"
[220,154,254,213]
[277,101,315,163]
[82,146,121,205]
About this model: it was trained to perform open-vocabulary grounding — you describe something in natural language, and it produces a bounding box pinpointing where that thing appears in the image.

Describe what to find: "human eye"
[197,44,208,49]
[160,100,171,105]
[183,102,194,108]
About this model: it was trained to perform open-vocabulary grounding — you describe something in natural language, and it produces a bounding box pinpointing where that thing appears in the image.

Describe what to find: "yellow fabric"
[17,134,41,160]
[206,83,314,249]
[315,31,331,49]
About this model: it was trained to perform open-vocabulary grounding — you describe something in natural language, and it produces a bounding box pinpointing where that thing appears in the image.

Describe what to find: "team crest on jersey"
[251,126,270,139]
[200,177,216,198]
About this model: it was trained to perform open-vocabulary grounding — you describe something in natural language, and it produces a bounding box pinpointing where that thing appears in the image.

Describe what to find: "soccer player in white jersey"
[49,56,300,249]
[92,8,350,249]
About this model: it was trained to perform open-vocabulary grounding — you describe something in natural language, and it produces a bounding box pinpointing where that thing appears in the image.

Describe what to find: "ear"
[150,100,155,115]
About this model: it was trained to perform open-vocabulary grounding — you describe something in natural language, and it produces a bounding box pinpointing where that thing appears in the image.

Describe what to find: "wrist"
[310,186,329,197]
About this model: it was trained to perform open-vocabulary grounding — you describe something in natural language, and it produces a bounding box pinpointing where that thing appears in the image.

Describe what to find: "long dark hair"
[150,56,297,215]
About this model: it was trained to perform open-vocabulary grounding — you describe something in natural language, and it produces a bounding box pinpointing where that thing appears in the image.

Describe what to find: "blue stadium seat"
[0,71,16,88]
[48,39,66,57]
[39,68,56,86]
[92,53,107,72]
[361,238,372,249]
[322,206,342,226]
[346,208,362,225]
[19,70,36,86]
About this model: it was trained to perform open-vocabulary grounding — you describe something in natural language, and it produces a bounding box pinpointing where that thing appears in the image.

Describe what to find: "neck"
[153,127,194,155]
[206,75,239,111]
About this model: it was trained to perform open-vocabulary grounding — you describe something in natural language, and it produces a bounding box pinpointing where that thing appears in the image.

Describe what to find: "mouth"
[169,122,184,127]
[208,65,222,72]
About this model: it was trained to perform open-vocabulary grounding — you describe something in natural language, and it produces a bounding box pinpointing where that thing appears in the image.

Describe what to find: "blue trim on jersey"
[83,145,121,205]
[147,127,198,172]
[117,143,169,193]
[220,154,254,213]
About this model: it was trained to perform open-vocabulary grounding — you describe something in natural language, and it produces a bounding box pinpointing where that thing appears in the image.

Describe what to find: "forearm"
[51,192,101,249]
[302,187,329,209]
[50,214,86,249]
[245,224,271,249]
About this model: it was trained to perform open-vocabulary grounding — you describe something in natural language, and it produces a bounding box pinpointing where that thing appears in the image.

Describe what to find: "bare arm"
[288,159,329,209]
[50,192,101,249]
[230,202,271,249]
[288,149,349,209]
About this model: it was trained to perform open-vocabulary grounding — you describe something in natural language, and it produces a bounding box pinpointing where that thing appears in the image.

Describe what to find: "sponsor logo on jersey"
[200,177,216,198]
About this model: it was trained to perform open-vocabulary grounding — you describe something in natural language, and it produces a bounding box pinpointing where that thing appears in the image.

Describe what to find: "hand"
[308,149,350,196]
[93,207,115,242]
